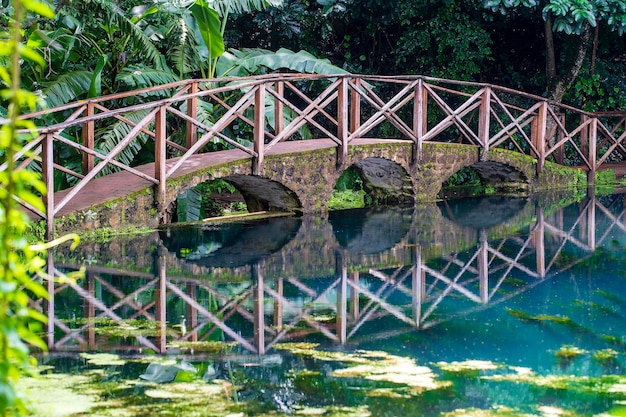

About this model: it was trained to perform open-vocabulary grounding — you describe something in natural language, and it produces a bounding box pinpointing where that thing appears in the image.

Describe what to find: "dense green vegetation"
[0,0,82,414]
[227,0,626,107]
[2,0,625,111]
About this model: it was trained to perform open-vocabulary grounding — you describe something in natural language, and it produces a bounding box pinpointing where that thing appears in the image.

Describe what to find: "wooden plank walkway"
[52,138,411,217]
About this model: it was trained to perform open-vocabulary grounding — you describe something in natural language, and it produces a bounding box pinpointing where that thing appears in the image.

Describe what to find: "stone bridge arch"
[262,141,418,212]
[54,141,578,233]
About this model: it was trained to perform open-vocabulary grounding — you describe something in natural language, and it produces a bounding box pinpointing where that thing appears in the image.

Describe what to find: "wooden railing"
[3,74,626,235]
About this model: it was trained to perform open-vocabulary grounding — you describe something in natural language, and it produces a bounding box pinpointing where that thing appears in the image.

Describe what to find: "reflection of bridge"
[38,194,626,355]
[6,75,625,237]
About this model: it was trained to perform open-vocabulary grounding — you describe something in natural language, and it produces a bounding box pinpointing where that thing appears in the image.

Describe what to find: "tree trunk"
[590,24,599,76]
[544,17,557,91]
[548,25,592,103]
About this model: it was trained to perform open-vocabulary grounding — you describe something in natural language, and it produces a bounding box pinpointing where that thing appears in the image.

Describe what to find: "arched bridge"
[6,74,626,236]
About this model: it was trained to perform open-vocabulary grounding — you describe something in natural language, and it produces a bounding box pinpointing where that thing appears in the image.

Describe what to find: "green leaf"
[18,44,45,67]
[190,0,225,61]
[22,0,55,19]
[177,188,203,222]
[88,54,108,98]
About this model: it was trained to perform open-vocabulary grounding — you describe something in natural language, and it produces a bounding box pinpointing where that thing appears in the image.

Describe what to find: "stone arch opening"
[223,174,302,214]
[330,157,414,210]
[438,161,529,200]
[168,175,302,223]
[169,178,247,223]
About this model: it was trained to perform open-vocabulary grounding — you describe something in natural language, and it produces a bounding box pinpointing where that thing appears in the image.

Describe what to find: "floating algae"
[80,353,128,366]
[435,360,502,375]
[592,348,620,366]
[67,317,160,338]
[554,345,587,360]
[167,340,237,354]
[275,343,450,393]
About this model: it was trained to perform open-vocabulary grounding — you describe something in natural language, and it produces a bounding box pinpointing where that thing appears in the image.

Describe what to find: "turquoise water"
[43,193,626,416]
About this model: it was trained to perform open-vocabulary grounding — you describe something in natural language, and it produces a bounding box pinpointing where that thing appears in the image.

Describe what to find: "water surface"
[40,193,626,416]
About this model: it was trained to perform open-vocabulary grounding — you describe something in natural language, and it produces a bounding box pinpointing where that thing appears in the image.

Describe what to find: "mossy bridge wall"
[55,142,581,234]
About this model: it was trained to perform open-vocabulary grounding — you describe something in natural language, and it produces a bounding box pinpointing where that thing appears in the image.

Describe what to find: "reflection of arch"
[160,216,302,267]
[329,208,413,254]
[438,196,531,229]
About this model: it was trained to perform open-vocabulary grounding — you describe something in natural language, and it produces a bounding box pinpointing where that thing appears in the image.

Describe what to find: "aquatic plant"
[167,341,236,354]
[592,349,620,366]
[554,345,587,361]
[435,360,502,377]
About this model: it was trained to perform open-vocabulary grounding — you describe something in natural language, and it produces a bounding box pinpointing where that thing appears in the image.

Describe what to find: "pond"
[32,191,626,416]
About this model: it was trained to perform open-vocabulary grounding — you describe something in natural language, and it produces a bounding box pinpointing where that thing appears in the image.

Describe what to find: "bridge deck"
[53,138,411,217]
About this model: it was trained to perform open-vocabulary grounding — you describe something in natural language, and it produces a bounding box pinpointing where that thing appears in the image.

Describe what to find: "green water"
[36,194,626,416]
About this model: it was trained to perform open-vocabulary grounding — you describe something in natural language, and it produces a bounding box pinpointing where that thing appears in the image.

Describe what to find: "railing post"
[336,252,348,344]
[82,101,95,174]
[587,193,596,250]
[532,102,547,174]
[253,261,265,355]
[185,81,198,149]
[185,283,198,342]
[83,270,96,349]
[533,206,546,278]
[478,88,491,161]
[588,117,597,185]
[413,78,427,163]
[44,252,56,349]
[556,113,565,164]
[412,245,424,327]
[350,77,361,135]
[478,230,489,303]
[274,81,284,136]
[350,271,360,320]
[337,77,349,168]
[154,106,167,222]
[580,114,589,160]
[273,277,283,330]
[42,132,55,240]
[253,84,266,176]
[155,245,167,353]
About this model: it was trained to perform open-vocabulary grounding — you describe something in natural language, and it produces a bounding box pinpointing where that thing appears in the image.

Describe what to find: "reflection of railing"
[5,74,626,236]
[37,195,626,354]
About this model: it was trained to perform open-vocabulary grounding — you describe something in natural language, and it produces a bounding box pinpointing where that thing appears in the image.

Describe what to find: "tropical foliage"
[0,0,80,415]
[483,0,626,101]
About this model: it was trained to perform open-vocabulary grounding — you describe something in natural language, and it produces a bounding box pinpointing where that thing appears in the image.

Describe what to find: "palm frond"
[116,65,179,90]
[117,15,166,68]
[217,47,348,77]
[210,0,284,17]
[40,70,93,107]
[94,0,165,67]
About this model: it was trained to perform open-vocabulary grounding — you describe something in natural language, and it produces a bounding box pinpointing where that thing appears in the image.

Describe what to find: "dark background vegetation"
[6,0,626,112]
